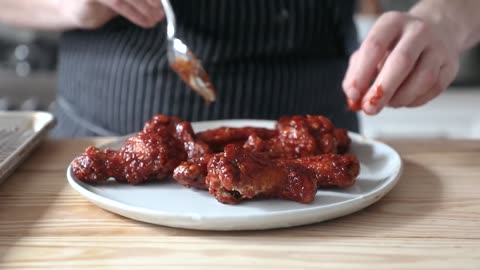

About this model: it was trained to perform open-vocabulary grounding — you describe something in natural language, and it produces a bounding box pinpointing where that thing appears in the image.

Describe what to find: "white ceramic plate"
[67,120,402,231]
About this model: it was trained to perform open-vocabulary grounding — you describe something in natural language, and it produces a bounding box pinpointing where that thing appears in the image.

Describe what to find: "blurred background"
[0,0,479,138]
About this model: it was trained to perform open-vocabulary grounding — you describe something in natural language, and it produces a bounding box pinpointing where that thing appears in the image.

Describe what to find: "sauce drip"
[170,52,216,103]
[347,98,362,111]
[369,84,384,106]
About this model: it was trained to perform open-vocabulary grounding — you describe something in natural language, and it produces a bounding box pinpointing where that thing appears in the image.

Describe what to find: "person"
[1,0,479,137]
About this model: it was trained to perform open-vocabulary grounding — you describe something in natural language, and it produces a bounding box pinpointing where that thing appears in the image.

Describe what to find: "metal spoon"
[160,0,216,103]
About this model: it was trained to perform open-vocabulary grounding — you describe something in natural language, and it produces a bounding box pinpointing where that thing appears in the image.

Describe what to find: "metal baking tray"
[0,111,55,184]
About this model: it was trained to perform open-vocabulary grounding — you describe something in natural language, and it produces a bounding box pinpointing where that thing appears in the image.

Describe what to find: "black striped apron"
[52,0,359,137]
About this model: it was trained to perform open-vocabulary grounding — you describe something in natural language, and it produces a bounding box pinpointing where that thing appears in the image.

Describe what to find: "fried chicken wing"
[242,115,351,158]
[174,115,353,190]
[197,127,277,152]
[275,115,351,155]
[71,129,187,184]
[194,115,350,157]
[282,154,360,188]
[205,145,318,204]
[73,114,359,205]
[174,126,278,189]
[144,114,212,158]
[144,115,213,189]
[72,114,210,185]
[173,154,213,190]
[71,146,110,183]
[333,128,351,155]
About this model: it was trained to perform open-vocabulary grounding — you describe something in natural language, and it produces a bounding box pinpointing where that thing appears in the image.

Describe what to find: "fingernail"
[348,87,361,101]
[363,100,378,115]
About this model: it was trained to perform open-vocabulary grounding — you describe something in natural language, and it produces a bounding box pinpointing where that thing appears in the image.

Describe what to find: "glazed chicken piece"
[197,126,277,152]
[73,114,357,194]
[206,145,360,204]
[71,146,113,183]
[256,115,351,157]
[205,145,318,204]
[173,154,213,190]
[173,126,277,189]
[197,115,350,158]
[281,154,360,188]
[195,115,350,157]
[71,129,187,184]
[72,115,211,185]
[174,115,353,190]
[143,114,212,158]
[333,128,351,155]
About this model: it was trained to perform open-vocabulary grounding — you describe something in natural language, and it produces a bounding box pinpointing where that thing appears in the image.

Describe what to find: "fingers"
[343,12,404,103]
[125,0,164,24]
[344,51,361,110]
[344,9,461,114]
[144,0,165,21]
[147,0,161,8]
[388,49,441,107]
[361,19,430,115]
[100,0,164,28]
[343,50,359,102]
[407,62,458,107]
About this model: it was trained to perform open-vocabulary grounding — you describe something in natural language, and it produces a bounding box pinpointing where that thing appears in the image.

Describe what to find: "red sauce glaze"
[347,98,362,111]
[170,59,199,86]
[369,84,384,106]
[346,80,362,111]
[205,145,318,204]
[72,114,360,205]
[170,54,215,103]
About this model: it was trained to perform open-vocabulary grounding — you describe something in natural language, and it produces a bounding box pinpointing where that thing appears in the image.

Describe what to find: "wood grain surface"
[0,138,479,269]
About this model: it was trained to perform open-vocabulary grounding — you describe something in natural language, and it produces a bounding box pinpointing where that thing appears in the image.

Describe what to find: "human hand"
[60,0,165,29]
[343,11,460,115]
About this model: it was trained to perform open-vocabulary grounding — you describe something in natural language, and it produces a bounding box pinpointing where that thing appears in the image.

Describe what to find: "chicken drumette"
[72,115,210,184]
[71,129,186,184]
[243,115,351,158]
[174,126,278,189]
[72,114,360,205]
[197,126,277,152]
[206,144,359,204]
[174,115,352,189]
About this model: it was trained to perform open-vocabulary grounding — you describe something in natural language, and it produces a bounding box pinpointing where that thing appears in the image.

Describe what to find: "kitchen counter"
[0,138,479,269]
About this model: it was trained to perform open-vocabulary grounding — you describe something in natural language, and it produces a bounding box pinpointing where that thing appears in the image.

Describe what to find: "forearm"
[0,0,71,31]
[410,0,480,52]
